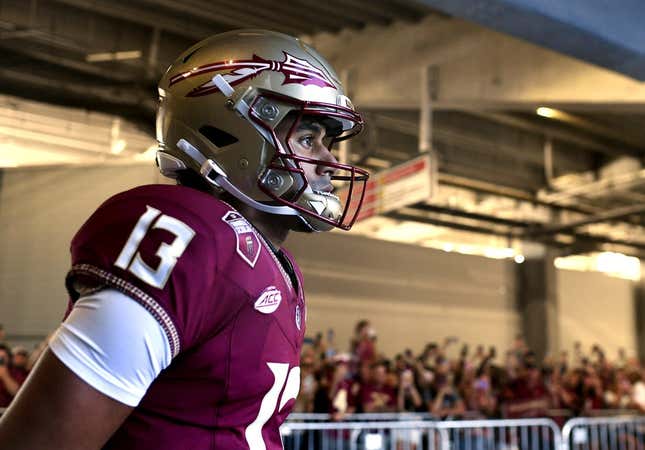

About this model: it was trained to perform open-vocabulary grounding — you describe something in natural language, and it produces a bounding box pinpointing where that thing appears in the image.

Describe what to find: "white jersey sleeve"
[49,288,172,406]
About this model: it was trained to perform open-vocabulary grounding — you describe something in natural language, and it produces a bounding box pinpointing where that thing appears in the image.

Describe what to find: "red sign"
[345,154,432,222]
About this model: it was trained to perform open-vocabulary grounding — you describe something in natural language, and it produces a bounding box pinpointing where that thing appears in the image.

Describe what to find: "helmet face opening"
[247,92,369,230]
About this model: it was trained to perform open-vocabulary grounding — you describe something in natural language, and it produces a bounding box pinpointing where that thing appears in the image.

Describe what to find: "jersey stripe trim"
[67,263,181,358]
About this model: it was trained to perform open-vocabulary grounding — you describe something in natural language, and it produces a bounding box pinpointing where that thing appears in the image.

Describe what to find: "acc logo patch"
[255,286,282,314]
[222,211,261,268]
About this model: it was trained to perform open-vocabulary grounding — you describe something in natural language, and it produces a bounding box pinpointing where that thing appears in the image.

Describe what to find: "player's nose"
[316,148,339,177]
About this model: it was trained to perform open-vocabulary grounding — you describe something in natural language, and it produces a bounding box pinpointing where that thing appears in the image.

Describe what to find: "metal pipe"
[539,169,645,204]
[386,211,514,237]
[418,65,434,154]
[544,136,555,188]
[462,110,640,158]
[411,203,535,228]
[526,203,645,236]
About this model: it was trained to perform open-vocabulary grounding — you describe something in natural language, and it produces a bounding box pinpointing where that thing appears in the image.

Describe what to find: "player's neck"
[232,202,289,250]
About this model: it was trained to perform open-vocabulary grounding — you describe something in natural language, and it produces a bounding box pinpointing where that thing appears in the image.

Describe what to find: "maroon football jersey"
[64,184,306,450]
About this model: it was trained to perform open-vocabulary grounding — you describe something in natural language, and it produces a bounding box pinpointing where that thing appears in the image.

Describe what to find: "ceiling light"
[110,139,127,154]
[536,107,558,118]
[86,50,142,62]
[514,254,525,264]
[0,158,17,167]
[554,253,640,280]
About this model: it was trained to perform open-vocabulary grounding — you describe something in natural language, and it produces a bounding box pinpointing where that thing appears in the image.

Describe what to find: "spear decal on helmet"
[169,52,336,97]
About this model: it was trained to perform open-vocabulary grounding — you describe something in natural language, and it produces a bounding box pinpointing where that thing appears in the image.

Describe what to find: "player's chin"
[313,189,340,202]
[310,183,338,199]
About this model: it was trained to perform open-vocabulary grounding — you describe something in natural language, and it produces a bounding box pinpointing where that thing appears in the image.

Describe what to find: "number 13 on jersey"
[115,205,195,289]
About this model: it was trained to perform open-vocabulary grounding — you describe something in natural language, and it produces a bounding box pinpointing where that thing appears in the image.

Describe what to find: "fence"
[282,415,643,450]
[282,416,561,450]
[1,408,643,449]
[434,418,562,450]
[282,420,440,450]
[562,416,645,450]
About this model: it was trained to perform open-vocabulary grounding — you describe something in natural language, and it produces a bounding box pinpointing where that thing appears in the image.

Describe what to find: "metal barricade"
[435,419,562,450]
[282,415,561,450]
[287,413,437,422]
[281,419,440,450]
[562,416,645,450]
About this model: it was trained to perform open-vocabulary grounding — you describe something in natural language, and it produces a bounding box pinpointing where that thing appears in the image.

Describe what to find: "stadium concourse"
[1,0,645,449]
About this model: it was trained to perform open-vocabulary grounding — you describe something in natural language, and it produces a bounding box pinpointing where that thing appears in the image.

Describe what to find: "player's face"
[276,116,339,194]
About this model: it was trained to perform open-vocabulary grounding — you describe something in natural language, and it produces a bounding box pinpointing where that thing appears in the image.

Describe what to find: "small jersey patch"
[295,305,302,331]
[254,286,282,314]
[222,211,261,268]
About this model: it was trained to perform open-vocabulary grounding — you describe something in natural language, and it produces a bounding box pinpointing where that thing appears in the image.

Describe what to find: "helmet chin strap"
[204,161,299,216]
[176,138,298,216]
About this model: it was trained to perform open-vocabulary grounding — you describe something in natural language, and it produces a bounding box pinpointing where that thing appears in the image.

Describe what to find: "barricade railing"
[281,420,440,450]
[435,418,562,450]
[282,416,561,450]
[287,412,436,422]
[561,416,645,450]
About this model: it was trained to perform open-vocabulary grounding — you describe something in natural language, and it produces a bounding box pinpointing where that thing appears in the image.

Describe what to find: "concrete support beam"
[414,0,645,81]
[516,248,559,360]
[636,280,645,364]
[311,16,645,112]
[52,0,214,40]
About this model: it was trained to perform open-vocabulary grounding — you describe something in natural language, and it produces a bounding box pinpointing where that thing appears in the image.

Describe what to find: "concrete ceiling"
[412,0,645,81]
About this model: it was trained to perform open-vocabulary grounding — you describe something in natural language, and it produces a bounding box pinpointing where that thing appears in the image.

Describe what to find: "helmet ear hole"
[199,125,239,148]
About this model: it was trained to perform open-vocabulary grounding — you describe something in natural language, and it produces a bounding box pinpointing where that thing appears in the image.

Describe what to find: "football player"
[0,29,368,450]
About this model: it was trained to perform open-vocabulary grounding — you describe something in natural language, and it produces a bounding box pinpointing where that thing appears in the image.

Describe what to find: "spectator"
[581,368,605,413]
[394,371,424,450]
[353,321,377,367]
[0,344,21,408]
[313,363,334,413]
[631,371,645,412]
[420,342,440,369]
[413,359,436,411]
[430,374,465,419]
[312,332,327,361]
[504,363,549,418]
[468,363,498,418]
[397,369,422,412]
[10,347,29,385]
[329,356,359,420]
[360,362,396,413]
[605,370,633,410]
[293,355,317,413]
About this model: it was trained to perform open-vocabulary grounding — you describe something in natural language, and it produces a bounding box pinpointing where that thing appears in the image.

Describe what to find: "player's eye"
[298,135,314,149]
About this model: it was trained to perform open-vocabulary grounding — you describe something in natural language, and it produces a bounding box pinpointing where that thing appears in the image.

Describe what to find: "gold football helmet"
[156,29,369,232]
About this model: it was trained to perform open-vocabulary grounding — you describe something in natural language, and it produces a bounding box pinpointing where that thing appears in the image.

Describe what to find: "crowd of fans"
[0,325,48,409]
[1,320,645,424]
[295,321,645,423]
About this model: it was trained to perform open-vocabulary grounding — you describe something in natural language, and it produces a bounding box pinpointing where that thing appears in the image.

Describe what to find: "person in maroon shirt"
[503,364,550,418]
[0,345,23,408]
[360,362,397,413]
[8,347,29,386]
[0,29,368,450]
